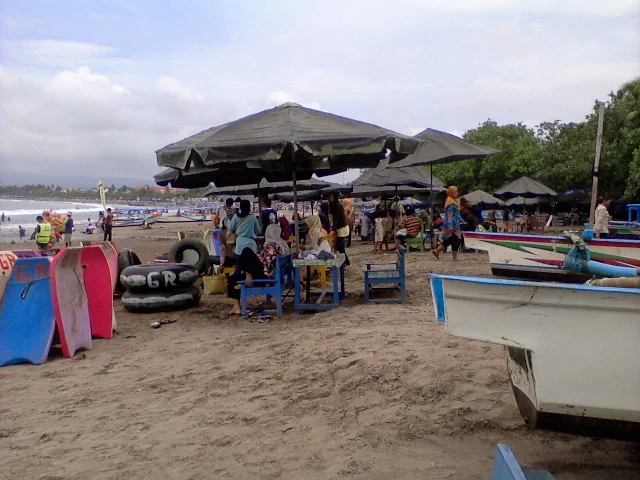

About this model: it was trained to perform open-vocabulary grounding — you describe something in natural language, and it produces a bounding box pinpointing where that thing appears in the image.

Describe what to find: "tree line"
[0,184,209,201]
[434,77,640,201]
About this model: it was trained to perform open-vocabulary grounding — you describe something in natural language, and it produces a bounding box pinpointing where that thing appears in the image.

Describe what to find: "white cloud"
[399,0,639,16]
[0,66,239,184]
[10,39,116,58]
[266,90,321,110]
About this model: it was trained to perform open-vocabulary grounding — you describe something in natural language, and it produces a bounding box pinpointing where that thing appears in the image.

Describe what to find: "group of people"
[31,207,114,253]
[214,194,354,316]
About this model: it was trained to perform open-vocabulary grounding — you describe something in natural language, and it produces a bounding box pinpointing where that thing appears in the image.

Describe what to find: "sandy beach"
[0,223,638,479]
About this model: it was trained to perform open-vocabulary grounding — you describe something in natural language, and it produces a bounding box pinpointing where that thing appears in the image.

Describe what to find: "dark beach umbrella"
[203,177,335,198]
[494,176,557,199]
[460,190,505,208]
[155,102,421,247]
[352,160,445,198]
[388,128,500,169]
[271,182,352,202]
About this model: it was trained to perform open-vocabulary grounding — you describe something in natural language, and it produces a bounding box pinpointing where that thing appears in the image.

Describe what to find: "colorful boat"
[430,273,640,439]
[463,231,640,282]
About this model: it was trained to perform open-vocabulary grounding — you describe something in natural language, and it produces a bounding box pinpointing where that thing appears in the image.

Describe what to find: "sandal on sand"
[432,250,440,260]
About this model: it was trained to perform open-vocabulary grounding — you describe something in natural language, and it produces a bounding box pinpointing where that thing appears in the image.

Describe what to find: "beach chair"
[239,253,295,317]
[404,221,431,253]
[364,249,406,304]
[491,444,555,480]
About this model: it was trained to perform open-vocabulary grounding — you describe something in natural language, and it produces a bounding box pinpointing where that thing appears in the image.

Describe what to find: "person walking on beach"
[594,196,612,238]
[432,186,463,261]
[103,208,114,242]
[64,212,74,247]
[35,215,52,253]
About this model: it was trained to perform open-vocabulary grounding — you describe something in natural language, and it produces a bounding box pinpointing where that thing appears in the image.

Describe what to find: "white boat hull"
[464,231,640,282]
[430,274,640,438]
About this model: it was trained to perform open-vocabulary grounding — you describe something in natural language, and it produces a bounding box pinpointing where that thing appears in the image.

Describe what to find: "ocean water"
[0,199,108,241]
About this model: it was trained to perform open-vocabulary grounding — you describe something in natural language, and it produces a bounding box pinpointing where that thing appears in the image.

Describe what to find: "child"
[374,213,385,252]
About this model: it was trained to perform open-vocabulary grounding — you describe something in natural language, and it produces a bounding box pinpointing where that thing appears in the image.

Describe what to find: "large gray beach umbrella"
[388,128,501,169]
[203,177,336,198]
[494,176,557,199]
[460,190,505,208]
[156,102,422,247]
[352,160,445,198]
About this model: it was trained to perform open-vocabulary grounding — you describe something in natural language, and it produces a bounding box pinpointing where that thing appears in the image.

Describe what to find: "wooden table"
[293,254,346,312]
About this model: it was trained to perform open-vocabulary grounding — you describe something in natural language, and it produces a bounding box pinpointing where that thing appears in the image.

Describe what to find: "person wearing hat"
[64,212,74,247]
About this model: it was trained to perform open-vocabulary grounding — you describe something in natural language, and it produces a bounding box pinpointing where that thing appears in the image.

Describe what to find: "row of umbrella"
[154,102,500,246]
[461,176,559,208]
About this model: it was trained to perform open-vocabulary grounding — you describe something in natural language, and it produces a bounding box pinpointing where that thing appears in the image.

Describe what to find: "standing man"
[35,215,52,253]
[104,208,114,242]
[64,212,74,247]
[259,198,278,235]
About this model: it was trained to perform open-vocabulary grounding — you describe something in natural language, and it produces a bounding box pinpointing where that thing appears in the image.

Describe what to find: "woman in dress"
[227,224,289,316]
[432,186,463,261]
[594,196,612,238]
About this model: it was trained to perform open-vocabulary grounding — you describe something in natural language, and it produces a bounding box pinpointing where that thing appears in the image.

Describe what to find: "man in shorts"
[64,212,74,247]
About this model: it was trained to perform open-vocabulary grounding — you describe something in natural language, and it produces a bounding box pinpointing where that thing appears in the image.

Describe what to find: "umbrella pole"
[292,168,300,251]
[429,164,434,245]
[257,183,262,230]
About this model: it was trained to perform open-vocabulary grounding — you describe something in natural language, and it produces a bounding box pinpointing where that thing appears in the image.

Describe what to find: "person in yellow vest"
[35,215,52,253]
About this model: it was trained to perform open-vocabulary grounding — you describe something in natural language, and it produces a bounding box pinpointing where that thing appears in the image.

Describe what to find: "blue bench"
[239,253,295,317]
[491,444,555,480]
[364,249,406,304]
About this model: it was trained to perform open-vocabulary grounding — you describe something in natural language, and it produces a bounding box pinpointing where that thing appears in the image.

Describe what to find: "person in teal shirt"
[226,200,261,256]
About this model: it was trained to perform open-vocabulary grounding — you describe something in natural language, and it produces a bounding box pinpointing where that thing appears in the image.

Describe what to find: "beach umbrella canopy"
[154,163,299,189]
[505,196,542,207]
[271,182,352,202]
[351,160,445,197]
[203,177,334,197]
[156,102,420,173]
[494,176,557,199]
[460,190,505,208]
[155,102,421,246]
[388,128,500,168]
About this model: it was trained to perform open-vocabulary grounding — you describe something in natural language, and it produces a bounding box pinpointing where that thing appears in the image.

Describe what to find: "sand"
[0,224,638,479]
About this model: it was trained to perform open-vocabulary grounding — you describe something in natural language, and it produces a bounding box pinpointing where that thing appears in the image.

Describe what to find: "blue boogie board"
[0,257,55,366]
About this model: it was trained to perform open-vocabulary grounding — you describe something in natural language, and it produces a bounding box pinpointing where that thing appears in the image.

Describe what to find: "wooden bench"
[364,249,406,304]
[239,253,295,317]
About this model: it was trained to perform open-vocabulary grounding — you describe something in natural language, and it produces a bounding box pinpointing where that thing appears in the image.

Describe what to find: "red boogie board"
[81,245,114,339]
[50,248,93,357]
[97,241,119,331]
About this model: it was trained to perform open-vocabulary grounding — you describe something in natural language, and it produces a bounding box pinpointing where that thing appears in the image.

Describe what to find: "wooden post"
[589,101,605,226]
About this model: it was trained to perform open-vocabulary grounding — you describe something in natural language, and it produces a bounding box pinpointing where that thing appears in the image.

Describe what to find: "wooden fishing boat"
[430,273,640,440]
[463,231,640,282]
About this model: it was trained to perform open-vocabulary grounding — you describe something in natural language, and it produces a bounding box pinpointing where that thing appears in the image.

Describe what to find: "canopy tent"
[388,128,501,169]
[494,176,557,199]
[155,102,422,247]
[460,190,504,208]
[505,196,543,207]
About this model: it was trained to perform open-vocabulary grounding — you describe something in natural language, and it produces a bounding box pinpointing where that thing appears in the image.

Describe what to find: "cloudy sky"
[1,1,638,187]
